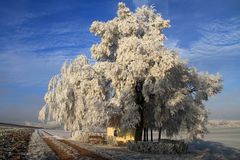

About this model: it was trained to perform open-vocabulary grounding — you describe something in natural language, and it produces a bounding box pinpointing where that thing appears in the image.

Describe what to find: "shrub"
[127,140,188,154]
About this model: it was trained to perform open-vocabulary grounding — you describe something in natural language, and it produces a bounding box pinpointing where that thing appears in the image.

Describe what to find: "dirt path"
[39,130,110,160]
[59,139,109,160]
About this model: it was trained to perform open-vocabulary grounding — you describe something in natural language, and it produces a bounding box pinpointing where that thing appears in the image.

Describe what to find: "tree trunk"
[134,81,145,142]
[146,128,148,141]
[143,128,146,141]
[134,105,144,141]
[158,127,162,142]
[135,126,143,141]
[151,129,153,141]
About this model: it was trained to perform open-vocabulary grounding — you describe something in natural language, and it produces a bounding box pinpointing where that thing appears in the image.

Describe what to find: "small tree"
[39,3,222,141]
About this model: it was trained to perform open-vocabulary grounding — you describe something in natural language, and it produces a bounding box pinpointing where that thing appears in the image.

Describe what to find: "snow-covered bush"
[127,140,188,154]
[71,130,106,143]
[107,136,118,146]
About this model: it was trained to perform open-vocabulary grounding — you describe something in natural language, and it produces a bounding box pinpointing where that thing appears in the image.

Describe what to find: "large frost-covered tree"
[39,3,222,141]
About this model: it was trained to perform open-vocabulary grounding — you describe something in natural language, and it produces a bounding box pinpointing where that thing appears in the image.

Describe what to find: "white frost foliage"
[39,2,222,140]
[39,55,111,132]
[90,2,170,63]
[120,89,141,131]
[38,104,48,122]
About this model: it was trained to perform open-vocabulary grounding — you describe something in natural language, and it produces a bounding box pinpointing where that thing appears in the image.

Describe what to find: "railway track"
[38,130,110,160]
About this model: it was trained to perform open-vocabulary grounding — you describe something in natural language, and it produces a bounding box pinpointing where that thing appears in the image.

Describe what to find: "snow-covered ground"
[44,129,72,139]
[27,130,58,160]
[68,138,240,160]
[69,141,193,160]
[205,127,240,149]
[43,124,240,160]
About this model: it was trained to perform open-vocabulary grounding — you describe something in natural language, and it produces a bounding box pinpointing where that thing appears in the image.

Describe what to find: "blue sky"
[0,0,239,123]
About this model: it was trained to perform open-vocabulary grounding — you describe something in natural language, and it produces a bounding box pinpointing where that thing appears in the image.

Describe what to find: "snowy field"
[44,126,240,150]
[0,126,34,159]
[43,126,240,159]
[1,124,240,159]
[66,127,240,160]
[44,129,72,139]
[205,127,240,149]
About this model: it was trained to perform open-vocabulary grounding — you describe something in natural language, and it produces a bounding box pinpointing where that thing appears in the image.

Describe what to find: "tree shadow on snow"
[188,140,240,160]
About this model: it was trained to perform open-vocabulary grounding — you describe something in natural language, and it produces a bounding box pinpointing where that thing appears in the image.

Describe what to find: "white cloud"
[132,0,169,16]
[164,38,179,49]
[0,52,65,86]
[185,17,240,60]
[0,17,97,87]
[132,0,151,7]
[164,38,190,62]
[0,45,92,87]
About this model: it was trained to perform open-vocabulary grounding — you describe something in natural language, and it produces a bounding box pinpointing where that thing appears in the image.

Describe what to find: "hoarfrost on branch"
[39,2,222,140]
